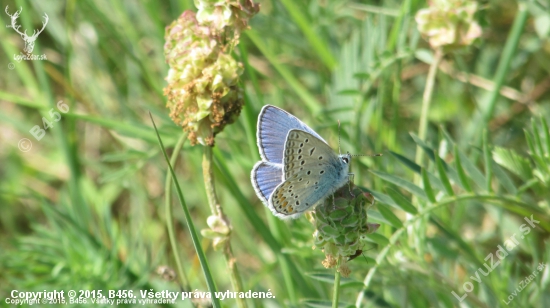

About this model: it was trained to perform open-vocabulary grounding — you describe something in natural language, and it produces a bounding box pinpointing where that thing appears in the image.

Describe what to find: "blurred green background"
[1,0,549,307]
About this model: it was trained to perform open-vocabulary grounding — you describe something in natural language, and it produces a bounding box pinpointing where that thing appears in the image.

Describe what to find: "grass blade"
[279,0,336,70]
[421,168,436,203]
[385,187,418,214]
[453,146,472,192]
[370,170,428,200]
[149,113,220,307]
[483,130,493,193]
[435,154,454,196]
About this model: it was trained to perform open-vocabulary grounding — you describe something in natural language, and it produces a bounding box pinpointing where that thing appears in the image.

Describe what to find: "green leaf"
[492,147,532,180]
[337,89,362,96]
[541,117,550,156]
[410,133,436,161]
[245,30,321,114]
[391,150,459,192]
[525,128,547,172]
[435,154,454,196]
[278,0,336,70]
[370,170,428,200]
[363,187,416,214]
[483,130,493,193]
[386,187,418,214]
[363,233,390,246]
[421,168,436,203]
[377,203,403,228]
[453,146,472,192]
[367,211,394,228]
[457,149,486,189]
[492,163,518,194]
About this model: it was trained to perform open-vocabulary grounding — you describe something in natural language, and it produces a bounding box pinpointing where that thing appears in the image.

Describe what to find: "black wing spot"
[307,171,311,175]
[320,170,325,174]
[300,143,304,148]
[296,201,300,205]
[309,148,315,155]
[298,149,302,154]
[305,138,309,143]
[314,181,318,185]
[298,155,303,159]
[319,156,323,160]
[301,160,305,165]
[299,178,303,181]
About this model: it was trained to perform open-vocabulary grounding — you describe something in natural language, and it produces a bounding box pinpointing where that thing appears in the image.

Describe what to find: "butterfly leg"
[348,173,355,197]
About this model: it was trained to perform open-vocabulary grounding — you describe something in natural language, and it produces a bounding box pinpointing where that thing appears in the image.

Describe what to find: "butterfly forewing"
[257,105,327,164]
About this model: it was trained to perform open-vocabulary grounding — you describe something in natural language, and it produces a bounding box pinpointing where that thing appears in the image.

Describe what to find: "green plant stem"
[164,132,190,291]
[332,259,341,308]
[203,146,247,308]
[467,3,528,151]
[480,3,528,129]
[414,48,443,170]
[203,146,220,216]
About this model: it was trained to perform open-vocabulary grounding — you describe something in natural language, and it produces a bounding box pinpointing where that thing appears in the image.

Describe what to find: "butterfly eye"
[342,157,349,164]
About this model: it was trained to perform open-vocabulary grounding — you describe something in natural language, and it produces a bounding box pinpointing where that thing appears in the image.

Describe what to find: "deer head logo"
[5,6,48,54]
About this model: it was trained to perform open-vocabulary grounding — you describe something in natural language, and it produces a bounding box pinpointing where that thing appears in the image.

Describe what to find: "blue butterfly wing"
[251,161,283,204]
[257,105,327,164]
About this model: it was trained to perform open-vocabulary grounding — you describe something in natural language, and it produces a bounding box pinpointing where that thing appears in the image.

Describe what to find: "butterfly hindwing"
[257,105,327,164]
[251,161,283,204]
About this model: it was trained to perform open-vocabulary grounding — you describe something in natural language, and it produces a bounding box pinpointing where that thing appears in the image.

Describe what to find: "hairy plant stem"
[203,145,246,308]
[164,133,191,292]
[332,259,341,308]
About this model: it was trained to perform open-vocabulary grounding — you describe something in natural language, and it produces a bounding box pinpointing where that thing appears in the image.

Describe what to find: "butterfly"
[251,105,352,219]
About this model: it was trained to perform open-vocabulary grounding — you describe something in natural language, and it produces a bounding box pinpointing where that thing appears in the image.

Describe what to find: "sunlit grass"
[1,1,549,307]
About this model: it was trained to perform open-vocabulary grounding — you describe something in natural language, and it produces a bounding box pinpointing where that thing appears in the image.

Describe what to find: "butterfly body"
[251,105,351,219]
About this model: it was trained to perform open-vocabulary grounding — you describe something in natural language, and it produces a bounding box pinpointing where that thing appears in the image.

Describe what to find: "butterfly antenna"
[352,153,383,157]
[338,120,342,155]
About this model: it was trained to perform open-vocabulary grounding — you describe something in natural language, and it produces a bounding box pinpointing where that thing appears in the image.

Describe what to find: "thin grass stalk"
[480,3,528,130]
[150,114,221,308]
[332,259,341,308]
[414,48,443,172]
[409,48,443,253]
[203,146,246,308]
[164,132,191,291]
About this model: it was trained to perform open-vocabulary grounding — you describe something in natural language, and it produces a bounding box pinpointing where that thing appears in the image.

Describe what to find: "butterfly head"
[339,152,351,165]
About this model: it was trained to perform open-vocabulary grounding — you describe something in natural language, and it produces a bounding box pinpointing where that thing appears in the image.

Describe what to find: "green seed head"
[312,185,380,277]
